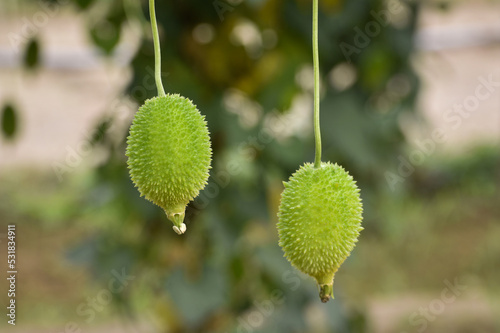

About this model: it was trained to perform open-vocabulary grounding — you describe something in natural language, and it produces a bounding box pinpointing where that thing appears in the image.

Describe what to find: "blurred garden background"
[0,0,499,332]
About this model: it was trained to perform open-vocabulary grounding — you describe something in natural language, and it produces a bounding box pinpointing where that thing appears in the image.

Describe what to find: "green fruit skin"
[126,94,212,231]
[277,162,363,298]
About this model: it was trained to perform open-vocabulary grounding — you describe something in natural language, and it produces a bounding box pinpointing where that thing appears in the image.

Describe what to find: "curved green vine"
[312,0,322,168]
[149,0,165,97]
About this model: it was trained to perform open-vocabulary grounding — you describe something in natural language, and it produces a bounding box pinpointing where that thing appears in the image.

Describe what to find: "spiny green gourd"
[126,94,212,235]
[126,0,212,235]
[277,162,363,302]
[277,0,363,302]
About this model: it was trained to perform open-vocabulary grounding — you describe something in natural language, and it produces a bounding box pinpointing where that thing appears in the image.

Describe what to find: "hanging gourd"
[276,0,363,302]
[126,0,212,235]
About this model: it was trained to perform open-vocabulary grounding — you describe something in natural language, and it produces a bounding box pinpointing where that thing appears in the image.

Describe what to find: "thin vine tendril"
[149,0,165,97]
[313,0,322,168]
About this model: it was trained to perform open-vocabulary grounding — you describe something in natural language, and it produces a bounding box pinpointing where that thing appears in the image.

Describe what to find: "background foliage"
[1,0,500,332]
[83,0,420,330]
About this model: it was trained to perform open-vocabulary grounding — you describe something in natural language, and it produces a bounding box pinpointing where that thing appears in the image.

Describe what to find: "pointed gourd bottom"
[126,94,212,234]
[277,162,363,302]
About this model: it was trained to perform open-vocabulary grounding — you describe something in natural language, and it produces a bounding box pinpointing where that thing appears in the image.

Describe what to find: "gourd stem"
[319,283,333,303]
[313,0,322,168]
[149,0,166,97]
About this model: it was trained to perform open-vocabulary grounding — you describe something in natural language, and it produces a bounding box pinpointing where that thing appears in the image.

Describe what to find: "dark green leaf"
[75,0,95,10]
[90,20,121,55]
[24,38,40,70]
[1,103,18,139]
[90,118,111,145]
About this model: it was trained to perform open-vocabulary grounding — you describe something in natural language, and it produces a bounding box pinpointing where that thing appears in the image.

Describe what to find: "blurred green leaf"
[1,103,18,139]
[23,38,40,70]
[75,0,95,10]
[90,118,111,145]
[166,266,229,325]
[90,19,121,55]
